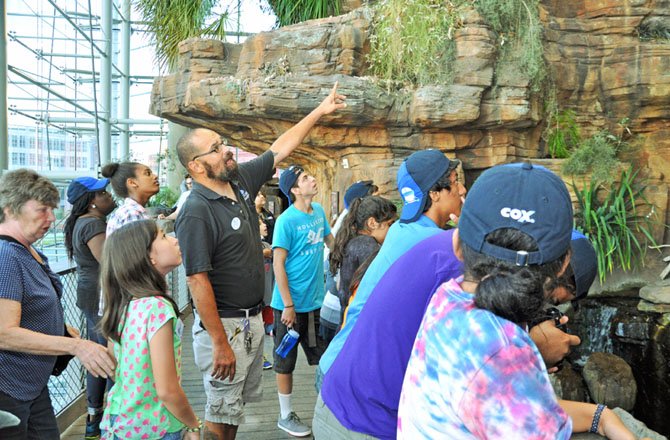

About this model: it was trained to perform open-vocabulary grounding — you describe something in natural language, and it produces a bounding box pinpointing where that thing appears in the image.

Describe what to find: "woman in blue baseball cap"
[397,163,644,440]
[64,176,116,438]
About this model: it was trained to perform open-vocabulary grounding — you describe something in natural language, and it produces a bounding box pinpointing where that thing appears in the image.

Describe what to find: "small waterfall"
[565,298,670,436]
[571,304,618,367]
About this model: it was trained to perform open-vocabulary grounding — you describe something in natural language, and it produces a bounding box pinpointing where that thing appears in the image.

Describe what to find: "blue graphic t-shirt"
[271,203,331,312]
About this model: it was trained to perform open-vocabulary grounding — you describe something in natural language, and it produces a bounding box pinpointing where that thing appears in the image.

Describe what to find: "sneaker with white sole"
[277,412,311,437]
[84,413,103,439]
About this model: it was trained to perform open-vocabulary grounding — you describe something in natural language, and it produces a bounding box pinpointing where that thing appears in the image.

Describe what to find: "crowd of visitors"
[0,81,652,440]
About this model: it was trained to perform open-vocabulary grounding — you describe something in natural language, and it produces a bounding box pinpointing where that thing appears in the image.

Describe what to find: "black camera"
[530,307,567,332]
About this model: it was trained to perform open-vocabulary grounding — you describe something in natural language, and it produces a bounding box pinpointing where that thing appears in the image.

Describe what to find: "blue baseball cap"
[344,180,374,209]
[67,176,109,204]
[397,150,456,223]
[278,165,304,204]
[570,230,598,299]
[458,162,573,266]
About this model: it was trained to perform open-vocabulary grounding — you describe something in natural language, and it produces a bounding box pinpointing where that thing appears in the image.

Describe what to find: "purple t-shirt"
[398,278,572,439]
[321,230,462,439]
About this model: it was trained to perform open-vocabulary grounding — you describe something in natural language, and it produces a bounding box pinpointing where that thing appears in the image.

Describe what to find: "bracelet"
[589,404,607,433]
[285,304,294,308]
[186,417,203,433]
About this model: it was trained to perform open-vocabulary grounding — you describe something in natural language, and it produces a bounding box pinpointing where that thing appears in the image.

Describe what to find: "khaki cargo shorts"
[192,313,264,425]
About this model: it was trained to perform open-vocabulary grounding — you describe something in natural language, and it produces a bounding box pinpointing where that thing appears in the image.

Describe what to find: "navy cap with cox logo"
[570,230,597,299]
[458,162,573,266]
[397,150,456,223]
[67,176,109,204]
[278,165,304,205]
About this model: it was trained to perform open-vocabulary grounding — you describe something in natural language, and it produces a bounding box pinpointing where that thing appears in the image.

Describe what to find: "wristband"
[589,404,606,433]
[285,304,294,308]
[186,417,202,432]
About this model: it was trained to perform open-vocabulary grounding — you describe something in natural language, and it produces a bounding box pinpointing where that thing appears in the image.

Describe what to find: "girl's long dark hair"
[330,196,396,275]
[343,248,379,311]
[99,220,178,343]
[462,228,569,325]
[63,192,96,260]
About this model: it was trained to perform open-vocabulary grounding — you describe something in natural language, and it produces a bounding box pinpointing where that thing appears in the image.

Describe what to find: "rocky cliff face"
[150,1,669,240]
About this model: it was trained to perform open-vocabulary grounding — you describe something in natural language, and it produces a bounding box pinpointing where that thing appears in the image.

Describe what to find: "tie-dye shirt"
[101,296,184,439]
[398,278,572,440]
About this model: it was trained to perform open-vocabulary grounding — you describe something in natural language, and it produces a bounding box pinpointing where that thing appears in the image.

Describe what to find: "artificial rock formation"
[583,352,638,411]
[150,2,670,237]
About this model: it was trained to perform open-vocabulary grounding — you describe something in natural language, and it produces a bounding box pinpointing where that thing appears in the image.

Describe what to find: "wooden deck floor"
[61,312,318,439]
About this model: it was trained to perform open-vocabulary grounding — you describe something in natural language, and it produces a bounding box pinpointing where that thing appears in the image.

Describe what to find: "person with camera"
[529,230,597,371]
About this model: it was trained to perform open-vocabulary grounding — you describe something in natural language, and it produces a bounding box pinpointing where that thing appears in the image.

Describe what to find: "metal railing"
[49,257,190,428]
[48,263,86,416]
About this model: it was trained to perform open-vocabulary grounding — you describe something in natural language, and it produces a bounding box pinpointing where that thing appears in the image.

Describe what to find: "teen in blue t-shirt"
[272,165,334,437]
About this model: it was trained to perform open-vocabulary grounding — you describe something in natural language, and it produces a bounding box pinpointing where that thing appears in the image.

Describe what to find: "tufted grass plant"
[265,0,341,27]
[367,0,546,90]
[545,109,580,158]
[474,0,546,91]
[562,129,628,184]
[367,0,462,86]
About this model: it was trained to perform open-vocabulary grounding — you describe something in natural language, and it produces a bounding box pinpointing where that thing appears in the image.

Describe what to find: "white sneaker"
[277,412,311,437]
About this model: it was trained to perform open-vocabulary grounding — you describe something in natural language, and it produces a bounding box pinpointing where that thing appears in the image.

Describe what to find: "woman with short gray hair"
[0,169,115,439]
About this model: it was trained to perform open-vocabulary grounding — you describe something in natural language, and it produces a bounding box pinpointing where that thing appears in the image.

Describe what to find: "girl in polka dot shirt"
[99,220,201,439]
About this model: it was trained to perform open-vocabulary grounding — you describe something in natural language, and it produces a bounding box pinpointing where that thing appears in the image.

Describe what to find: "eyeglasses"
[192,143,222,162]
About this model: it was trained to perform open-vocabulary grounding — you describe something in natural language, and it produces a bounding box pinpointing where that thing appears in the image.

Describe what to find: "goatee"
[204,160,238,183]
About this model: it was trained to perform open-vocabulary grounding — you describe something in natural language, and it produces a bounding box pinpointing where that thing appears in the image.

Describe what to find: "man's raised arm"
[270,82,347,167]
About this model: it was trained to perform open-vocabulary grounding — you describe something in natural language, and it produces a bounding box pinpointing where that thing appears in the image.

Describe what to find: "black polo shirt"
[175,150,274,310]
